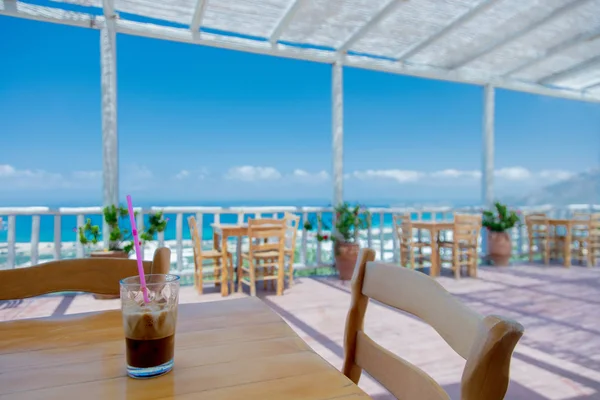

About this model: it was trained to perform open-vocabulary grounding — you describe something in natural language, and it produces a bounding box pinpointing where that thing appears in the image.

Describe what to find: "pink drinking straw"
[126,195,150,304]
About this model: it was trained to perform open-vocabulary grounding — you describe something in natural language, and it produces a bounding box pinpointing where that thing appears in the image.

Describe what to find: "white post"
[7,215,16,268]
[101,20,118,210]
[53,214,62,260]
[332,62,344,207]
[482,84,495,258]
[30,215,40,265]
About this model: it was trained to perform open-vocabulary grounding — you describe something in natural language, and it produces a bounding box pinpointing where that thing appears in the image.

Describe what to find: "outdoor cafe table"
[211,223,248,296]
[0,297,370,399]
[411,221,454,276]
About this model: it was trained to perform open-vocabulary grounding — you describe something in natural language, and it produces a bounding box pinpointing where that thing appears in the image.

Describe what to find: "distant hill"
[515,169,600,206]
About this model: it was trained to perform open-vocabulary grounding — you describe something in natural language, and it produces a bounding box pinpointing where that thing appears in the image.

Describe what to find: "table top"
[0,297,369,399]
[412,221,454,230]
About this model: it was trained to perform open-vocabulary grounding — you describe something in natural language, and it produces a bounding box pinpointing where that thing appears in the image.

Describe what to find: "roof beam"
[269,0,303,45]
[0,1,101,28]
[337,0,402,54]
[1,2,599,104]
[101,0,115,19]
[395,0,498,62]
[449,0,593,70]
[584,82,600,92]
[539,55,600,85]
[505,27,600,76]
[190,0,208,33]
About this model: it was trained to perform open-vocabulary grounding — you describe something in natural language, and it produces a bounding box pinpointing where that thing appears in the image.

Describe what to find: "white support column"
[332,62,344,206]
[482,85,495,208]
[101,17,118,209]
[482,84,495,260]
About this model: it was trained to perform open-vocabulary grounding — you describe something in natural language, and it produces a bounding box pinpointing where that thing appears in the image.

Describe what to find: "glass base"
[127,359,174,379]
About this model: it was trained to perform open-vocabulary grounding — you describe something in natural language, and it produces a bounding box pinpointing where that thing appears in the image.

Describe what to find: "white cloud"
[494,167,531,181]
[430,169,481,179]
[126,164,153,180]
[0,164,16,176]
[175,170,190,180]
[539,170,574,181]
[353,169,424,183]
[292,169,329,181]
[225,166,282,181]
[72,170,102,180]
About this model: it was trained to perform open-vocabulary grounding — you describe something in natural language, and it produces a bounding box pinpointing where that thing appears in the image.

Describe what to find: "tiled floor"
[2,263,600,399]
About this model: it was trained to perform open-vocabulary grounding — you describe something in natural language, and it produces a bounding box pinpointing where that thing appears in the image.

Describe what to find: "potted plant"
[482,202,520,266]
[305,203,370,280]
[78,205,168,298]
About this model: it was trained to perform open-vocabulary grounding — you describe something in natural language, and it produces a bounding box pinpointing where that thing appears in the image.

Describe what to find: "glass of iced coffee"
[120,274,180,379]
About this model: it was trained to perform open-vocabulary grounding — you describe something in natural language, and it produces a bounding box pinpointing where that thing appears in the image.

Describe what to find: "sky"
[1,15,599,207]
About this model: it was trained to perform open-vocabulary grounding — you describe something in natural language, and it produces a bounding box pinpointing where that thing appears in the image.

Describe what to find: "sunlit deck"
[2,263,600,400]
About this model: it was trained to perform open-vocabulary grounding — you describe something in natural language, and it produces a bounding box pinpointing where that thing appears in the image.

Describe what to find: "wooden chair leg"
[227,253,234,294]
[249,259,256,297]
[543,239,550,265]
[237,257,244,293]
[214,256,221,287]
[453,245,460,279]
[288,253,295,286]
[410,249,415,270]
[196,256,203,294]
[528,236,533,263]
[262,258,268,290]
[276,258,284,296]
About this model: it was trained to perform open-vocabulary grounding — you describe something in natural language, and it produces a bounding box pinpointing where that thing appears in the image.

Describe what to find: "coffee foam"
[123,304,177,340]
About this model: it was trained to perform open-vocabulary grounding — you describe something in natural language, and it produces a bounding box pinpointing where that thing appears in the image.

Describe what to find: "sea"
[0,199,473,244]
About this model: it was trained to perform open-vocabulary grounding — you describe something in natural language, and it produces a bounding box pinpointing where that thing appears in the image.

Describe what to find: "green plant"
[78,218,100,250]
[482,202,520,232]
[305,203,370,244]
[77,206,168,255]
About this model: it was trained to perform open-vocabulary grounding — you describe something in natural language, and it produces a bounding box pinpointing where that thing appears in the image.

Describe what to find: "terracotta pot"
[334,242,360,281]
[487,231,512,266]
[90,250,129,299]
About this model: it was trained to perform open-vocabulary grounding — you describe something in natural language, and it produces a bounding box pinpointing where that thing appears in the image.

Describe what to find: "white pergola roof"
[2,0,600,102]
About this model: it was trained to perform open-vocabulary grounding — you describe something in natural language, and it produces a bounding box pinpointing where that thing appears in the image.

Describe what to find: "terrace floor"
[2,263,600,399]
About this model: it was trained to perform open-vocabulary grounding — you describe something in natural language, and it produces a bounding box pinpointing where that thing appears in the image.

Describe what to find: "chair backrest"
[454,214,481,245]
[590,213,600,239]
[247,218,286,255]
[525,213,548,235]
[343,248,523,400]
[572,212,591,233]
[393,214,412,245]
[283,212,300,250]
[0,247,171,300]
[188,216,204,258]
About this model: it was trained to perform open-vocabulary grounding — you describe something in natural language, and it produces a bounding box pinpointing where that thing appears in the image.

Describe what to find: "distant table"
[548,219,575,267]
[0,298,370,399]
[211,223,248,296]
[411,221,454,276]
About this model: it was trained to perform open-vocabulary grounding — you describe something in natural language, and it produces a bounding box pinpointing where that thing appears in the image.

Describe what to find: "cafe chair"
[0,248,171,300]
[343,248,524,400]
[571,212,600,267]
[240,218,287,296]
[438,214,481,279]
[188,216,234,294]
[525,213,564,264]
[393,214,429,269]
[283,212,300,286]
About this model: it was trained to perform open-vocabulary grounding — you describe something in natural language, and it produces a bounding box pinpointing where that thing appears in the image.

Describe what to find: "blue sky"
[1,16,599,206]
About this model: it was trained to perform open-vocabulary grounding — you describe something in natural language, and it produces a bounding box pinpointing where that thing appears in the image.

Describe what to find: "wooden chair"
[188,216,233,294]
[525,213,552,264]
[393,214,429,269]
[438,214,481,279]
[571,212,600,267]
[343,249,524,400]
[0,248,171,300]
[283,212,300,286]
[240,218,287,296]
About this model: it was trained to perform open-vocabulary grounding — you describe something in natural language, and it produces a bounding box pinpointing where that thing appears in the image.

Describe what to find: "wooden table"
[411,221,454,276]
[211,223,248,296]
[548,219,574,267]
[0,297,370,399]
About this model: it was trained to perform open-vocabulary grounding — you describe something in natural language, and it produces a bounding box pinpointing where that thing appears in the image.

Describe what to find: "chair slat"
[356,331,449,400]
[0,248,170,300]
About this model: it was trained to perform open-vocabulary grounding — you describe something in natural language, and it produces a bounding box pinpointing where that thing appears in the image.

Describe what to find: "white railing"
[1,204,599,272]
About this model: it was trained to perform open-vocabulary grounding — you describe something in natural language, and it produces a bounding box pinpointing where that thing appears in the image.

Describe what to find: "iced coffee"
[120,274,180,379]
